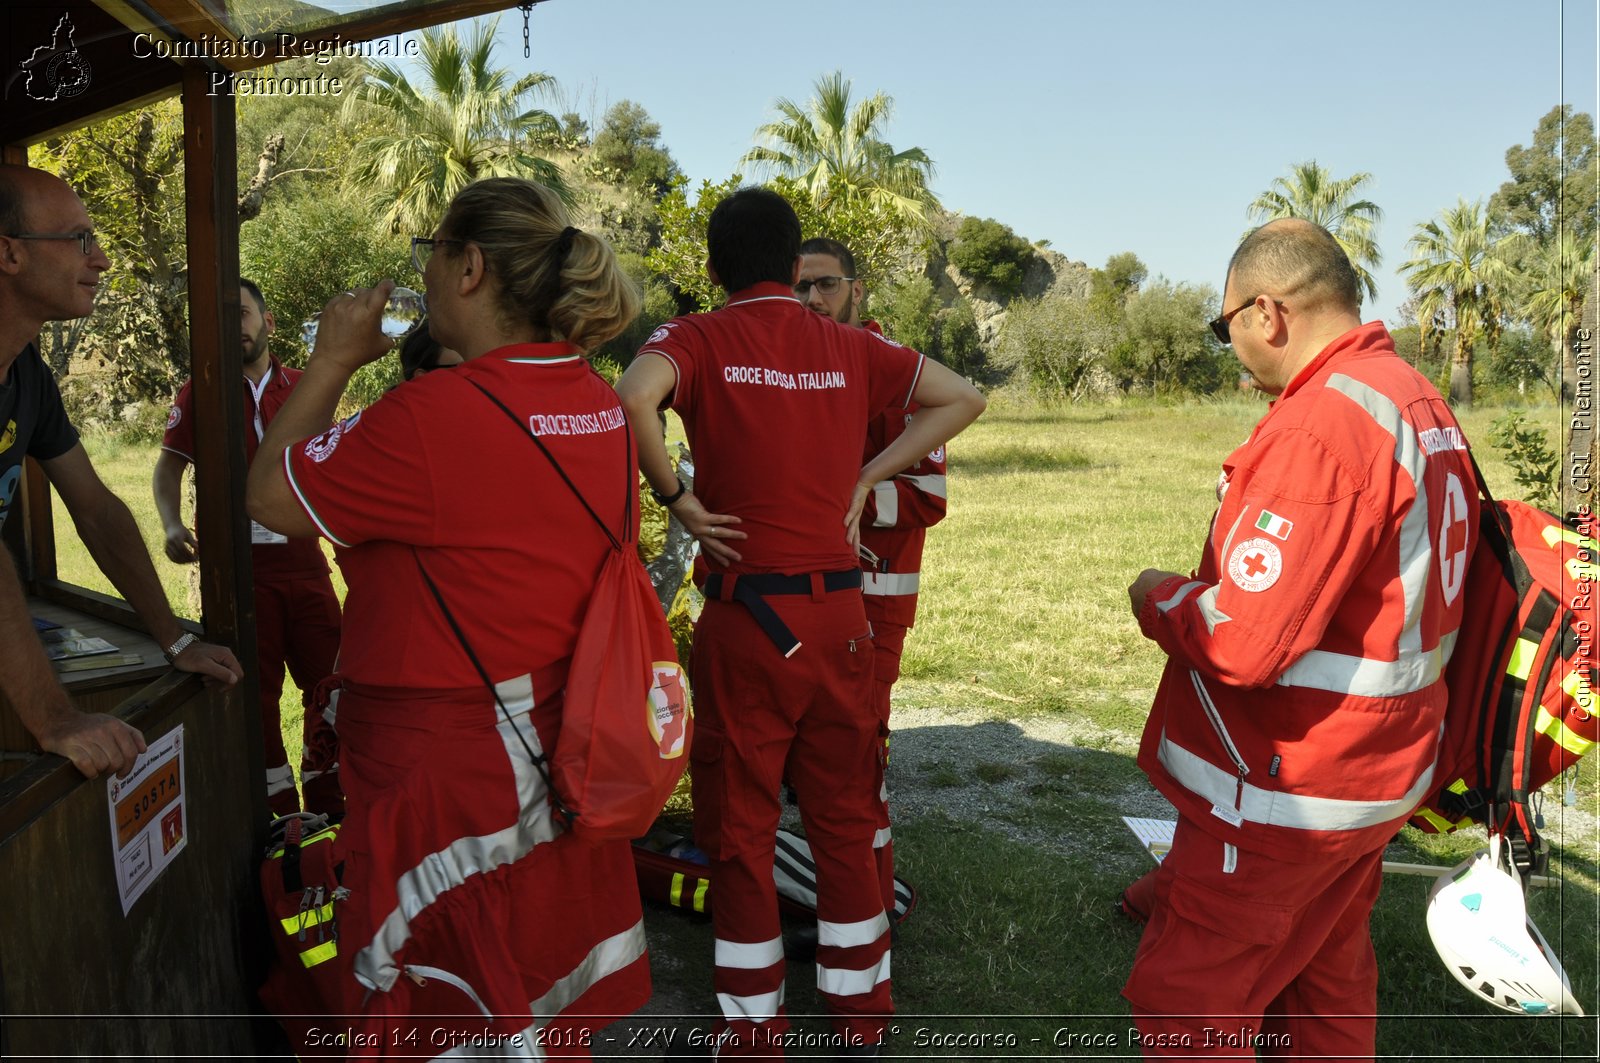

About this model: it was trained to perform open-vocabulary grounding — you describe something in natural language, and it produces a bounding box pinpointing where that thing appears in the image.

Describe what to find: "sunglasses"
[1209,297,1284,345]
[794,275,854,297]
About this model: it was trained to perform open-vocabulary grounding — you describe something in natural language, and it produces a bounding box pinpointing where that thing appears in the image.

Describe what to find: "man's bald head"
[1226,218,1361,316]
[0,165,73,237]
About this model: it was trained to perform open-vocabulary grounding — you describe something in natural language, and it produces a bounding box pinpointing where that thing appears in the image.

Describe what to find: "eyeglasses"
[6,230,100,256]
[1208,296,1283,345]
[410,236,466,273]
[794,275,854,297]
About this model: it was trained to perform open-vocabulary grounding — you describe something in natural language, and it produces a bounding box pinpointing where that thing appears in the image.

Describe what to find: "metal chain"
[520,2,534,58]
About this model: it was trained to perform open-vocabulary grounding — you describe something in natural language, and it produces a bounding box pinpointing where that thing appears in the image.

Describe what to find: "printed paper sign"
[106,725,187,914]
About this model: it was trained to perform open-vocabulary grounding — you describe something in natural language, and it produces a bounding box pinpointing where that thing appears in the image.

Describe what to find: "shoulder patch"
[1227,537,1283,592]
[303,411,361,464]
[166,405,181,430]
[646,323,674,345]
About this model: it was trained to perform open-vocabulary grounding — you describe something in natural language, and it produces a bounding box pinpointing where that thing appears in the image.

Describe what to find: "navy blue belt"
[703,569,863,657]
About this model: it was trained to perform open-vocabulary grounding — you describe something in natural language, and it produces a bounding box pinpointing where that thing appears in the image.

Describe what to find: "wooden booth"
[0,1,534,1055]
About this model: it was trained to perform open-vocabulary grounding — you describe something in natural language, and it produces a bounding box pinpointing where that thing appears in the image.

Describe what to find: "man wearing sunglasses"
[795,237,948,930]
[0,165,242,781]
[154,278,344,819]
[1121,219,1477,1057]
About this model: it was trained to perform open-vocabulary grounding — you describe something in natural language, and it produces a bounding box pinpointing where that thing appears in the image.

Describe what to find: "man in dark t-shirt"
[0,164,242,780]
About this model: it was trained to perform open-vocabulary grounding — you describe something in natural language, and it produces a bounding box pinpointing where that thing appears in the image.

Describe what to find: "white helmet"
[1426,835,1583,1016]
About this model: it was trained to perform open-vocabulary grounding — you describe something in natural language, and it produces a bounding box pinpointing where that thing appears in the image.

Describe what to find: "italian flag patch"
[1255,509,1293,540]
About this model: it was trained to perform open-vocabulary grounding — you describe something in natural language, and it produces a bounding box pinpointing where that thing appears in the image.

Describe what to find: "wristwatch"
[164,632,198,663]
[650,477,688,507]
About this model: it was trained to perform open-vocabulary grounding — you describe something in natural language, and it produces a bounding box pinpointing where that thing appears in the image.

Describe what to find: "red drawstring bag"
[416,374,691,845]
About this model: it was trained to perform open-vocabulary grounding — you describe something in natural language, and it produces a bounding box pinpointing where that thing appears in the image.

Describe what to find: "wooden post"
[179,65,265,823]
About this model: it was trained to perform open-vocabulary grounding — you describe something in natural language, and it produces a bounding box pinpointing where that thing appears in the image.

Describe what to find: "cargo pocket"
[687,726,727,860]
[1124,867,1294,1017]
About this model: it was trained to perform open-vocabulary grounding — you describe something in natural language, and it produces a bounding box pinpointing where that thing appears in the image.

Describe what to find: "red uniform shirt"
[641,283,925,575]
[283,344,630,691]
[163,355,328,580]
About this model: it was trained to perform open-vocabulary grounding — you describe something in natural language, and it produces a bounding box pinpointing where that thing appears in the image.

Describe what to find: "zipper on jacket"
[1189,669,1249,827]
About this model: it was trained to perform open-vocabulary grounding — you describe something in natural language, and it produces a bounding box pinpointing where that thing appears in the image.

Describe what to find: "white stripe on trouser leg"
[873,826,892,849]
[265,762,295,797]
[817,952,891,996]
[714,936,784,969]
[716,985,785,1024]
[818,912,889,949]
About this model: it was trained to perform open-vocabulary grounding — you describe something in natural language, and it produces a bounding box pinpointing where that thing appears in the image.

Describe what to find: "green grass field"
[59,397,1598,1058]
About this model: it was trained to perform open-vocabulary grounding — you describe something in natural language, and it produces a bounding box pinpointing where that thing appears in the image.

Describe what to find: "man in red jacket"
[155,279,343,818]
[1123,219,1477,1058]
[796,238,947,918]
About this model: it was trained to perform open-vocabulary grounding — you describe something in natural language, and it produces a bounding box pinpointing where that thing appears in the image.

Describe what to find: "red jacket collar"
[1280,321,1392,400]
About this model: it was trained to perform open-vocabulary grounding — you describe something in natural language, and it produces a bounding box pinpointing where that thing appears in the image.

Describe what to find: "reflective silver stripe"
[818,912,889,949]
[1157,731,1439,832]
[264,762,295,796]
[355,674,560,993]
[1277,637,1451,697]
[863,571,919,596]
[1156,580,1206,614]
[1196,585,1232,634]
[816,952,891,997]
[872,481,898,527]
[873,826,892,849]
[528,920,647,1024]
[900,472,947,499]
[715,935,784,970]
[716,984,784,1024]
[1326,374,1430,658]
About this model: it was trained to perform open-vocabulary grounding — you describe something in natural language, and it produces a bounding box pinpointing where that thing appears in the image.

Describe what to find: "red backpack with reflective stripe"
[1409,462,1598,881]
[258,812,351,1058]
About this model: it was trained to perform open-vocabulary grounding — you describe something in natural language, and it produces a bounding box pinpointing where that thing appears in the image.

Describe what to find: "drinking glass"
[301,286,426,350]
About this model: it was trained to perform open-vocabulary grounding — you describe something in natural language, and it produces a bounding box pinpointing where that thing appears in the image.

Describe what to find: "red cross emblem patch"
[1227,536,1283,592]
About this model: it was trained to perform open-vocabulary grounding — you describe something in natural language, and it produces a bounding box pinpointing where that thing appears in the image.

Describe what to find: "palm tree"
[741,71,939,225]
[1246,161,1385,304]
[1399,199,1517,407]
[342,18,565,234]
[1519,231,1597,396]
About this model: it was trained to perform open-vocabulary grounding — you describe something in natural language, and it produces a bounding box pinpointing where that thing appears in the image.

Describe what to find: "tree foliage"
[742,71,939,226]
[591,101,680,195]
[1400,198,1517,407]
[1491,105,1598,246]
[993,295,1121,400]
[949,216,1035,297]
[1111,280,1228,394]
[647,173,924,312]
[341,18,565,234]
[1247,161,1384,304]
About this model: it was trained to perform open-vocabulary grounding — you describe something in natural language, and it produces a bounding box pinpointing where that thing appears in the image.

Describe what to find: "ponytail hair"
[439,177,640,350]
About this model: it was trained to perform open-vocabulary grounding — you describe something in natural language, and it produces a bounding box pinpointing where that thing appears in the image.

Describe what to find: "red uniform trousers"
[863,609,907,918]
[255,572,344,818]
[1122,817,1383,1061]
[690,588,892,1057]
[330,682,650,1060]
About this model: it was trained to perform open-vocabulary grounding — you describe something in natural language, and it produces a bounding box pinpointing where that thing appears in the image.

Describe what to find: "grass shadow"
[956,444,1096,475]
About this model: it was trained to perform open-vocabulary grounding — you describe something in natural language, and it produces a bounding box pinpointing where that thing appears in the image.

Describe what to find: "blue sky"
[485,0,1597,325]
